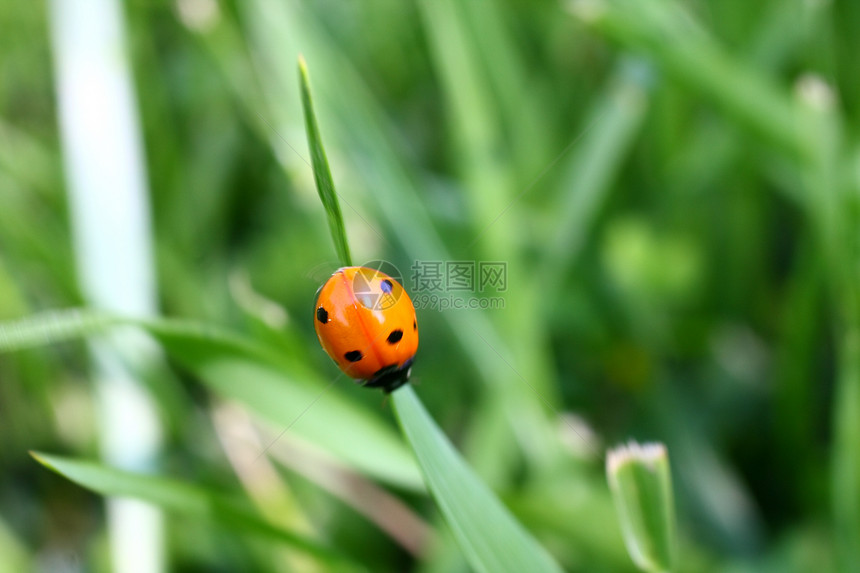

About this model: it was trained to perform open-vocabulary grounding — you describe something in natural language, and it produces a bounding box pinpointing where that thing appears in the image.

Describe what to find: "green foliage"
[0,310,422,490]
[31,452,358,569]
[299,57,564,572]
[298,55,352,268]
[392,386,563,573]
[607,442,676,572]
[1,0,858,570]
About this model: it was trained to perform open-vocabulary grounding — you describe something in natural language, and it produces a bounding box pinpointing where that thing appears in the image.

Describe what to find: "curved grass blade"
[391,386,563,573]
[143,319,423,491]
[31,452,359,570]
[298,55,352,268]
[0,310,423,490]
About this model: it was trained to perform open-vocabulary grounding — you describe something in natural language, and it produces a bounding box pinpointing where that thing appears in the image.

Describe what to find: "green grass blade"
[539,58,651,292]
[607,442,676,572]
[832,332,860,568]
[789,77,860,569]
[391,386,563,573]
[458,0,550,180]
[238,2,553,424]
[298,56,352,268]
[0,308,119,351]
[417,0,517,257]
[31,452,356,568]
[142,319,423,491]
[0,516,30,573]
[793,80,860,569]
[0,310,422,490]
[571,0,812,160]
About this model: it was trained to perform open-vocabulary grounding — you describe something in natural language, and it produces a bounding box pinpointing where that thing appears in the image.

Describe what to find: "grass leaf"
[298,55,352,268]
[31,452,358,569]
[607,442,676,572]
[296,53,560,570]
[143,319,424,491]
[391,385,563,573]
[0,308,118,351]
[0,310,422,490]
[540,58,651,293]
[571,0,811,160]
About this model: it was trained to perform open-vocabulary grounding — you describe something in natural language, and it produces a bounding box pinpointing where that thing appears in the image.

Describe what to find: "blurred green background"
[1,0,858,571]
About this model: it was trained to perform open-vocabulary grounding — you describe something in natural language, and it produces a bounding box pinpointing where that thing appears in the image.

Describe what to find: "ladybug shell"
[314,267,418,385]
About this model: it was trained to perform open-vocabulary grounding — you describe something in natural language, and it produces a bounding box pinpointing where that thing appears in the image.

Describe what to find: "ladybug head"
[363,358,414,393]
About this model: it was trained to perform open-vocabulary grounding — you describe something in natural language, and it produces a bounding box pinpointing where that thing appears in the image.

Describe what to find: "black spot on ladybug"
[316,307,329,324]
[345,350,363,362]
[387,329,403,344]
[380,279,393,294]
[413,320,417,331]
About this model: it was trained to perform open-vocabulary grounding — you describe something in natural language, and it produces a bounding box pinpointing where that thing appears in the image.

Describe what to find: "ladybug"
[314,266,418,392]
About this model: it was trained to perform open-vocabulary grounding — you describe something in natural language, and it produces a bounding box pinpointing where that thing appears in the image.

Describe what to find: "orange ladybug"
[314,266,418,392]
